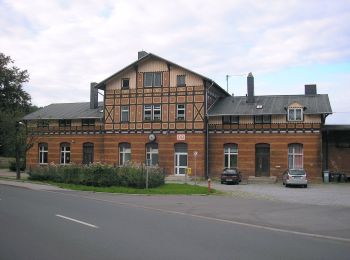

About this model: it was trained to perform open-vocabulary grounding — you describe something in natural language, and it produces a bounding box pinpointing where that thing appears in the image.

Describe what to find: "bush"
[28,163,165,189]
[9,159,26,172]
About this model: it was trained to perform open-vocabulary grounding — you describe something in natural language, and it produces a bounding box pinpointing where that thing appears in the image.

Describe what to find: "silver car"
[282,169,308,188]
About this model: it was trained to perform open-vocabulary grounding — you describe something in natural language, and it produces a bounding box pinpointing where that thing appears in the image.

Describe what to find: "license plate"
[226,179,232,181]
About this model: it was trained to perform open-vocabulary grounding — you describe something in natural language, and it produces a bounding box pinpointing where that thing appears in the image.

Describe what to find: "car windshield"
[224,169,238,174]
[289,169,305,175]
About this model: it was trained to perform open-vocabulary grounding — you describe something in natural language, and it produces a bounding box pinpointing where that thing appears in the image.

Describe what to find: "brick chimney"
[247,72,255,103]
[305,84,317,95]
[138,51,148,59]
[90,82,98,109]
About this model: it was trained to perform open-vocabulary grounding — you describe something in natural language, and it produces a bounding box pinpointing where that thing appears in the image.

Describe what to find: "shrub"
[9,159,26,172]
[28,163,165,189]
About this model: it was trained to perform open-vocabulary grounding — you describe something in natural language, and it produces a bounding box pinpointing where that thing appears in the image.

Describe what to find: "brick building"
[24,52,332,181]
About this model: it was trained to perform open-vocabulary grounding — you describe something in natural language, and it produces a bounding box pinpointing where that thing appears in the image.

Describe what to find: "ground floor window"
[224,143,238,168]
[288,143,303,169]
[119,143,131,165]
[60,143,70,165]
[83,142,94,165]
[146,143,158,166]
[38,143,48,164]
[174,143,187,175]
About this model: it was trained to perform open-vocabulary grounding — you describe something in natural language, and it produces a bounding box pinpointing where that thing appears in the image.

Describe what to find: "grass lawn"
[49,182,219,195]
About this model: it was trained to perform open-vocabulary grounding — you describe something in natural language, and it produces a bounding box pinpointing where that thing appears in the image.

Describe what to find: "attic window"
[256,105,263,109]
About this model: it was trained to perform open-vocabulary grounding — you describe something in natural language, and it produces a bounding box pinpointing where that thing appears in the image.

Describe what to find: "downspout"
[205,81,215,179]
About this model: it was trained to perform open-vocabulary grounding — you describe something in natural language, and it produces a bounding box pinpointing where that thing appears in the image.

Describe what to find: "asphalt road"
[1,185,349,260]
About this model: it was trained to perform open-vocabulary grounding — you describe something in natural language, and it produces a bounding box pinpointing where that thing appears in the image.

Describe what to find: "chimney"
[138,51,148,60]
[90,82,98,109]
[247,72,255,103]
[305,84,317,95]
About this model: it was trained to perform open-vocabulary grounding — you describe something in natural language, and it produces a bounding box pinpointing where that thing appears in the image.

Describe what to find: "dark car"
[221,168,241,184]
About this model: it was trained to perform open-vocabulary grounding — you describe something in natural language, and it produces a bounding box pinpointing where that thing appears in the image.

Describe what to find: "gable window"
[37,120,49,128]
[223,116,239,124]
[38,143,48,164]
[176,104,186,120]
[288,143,303,169]
[288,108,303,121]
[83,142,94,165]
[121,78,130,89]
[177,75,186,87]
[82,119,95,126]
[60,142,70,165]
[254,115,271,124]
[121,106,129,122]
[146,143,159,166]
[119,143,131,166]
[144,105,161,121]
[59,119,71,127]
[224,144,238,168]
[144,72,162,87]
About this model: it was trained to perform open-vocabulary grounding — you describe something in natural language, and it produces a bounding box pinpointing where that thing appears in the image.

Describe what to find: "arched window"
[83,142,94,165]
[60,142,70,165]
[288,143,303,169]
[38,143,48,164]
[174,143,188,175]
[224,144,238,168]
[119,143,131,166]
[146,143,158,166]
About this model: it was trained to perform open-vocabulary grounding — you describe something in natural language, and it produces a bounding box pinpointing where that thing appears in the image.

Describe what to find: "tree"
[0,52,33,179]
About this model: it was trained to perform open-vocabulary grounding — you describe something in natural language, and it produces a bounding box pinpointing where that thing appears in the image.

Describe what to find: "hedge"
[28,163,165,188]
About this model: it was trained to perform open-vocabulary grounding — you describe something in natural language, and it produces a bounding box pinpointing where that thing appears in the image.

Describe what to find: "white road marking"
[56,214,98,229]
[48,191,350,243]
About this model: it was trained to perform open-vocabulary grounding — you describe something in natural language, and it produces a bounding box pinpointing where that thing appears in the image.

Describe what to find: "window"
[288,108,303,121]
[176,104,186,120]
[59,119,71,127]
[82,119,95,126]
[254,115,271,124]
[37,120,49,128]
[144,72,162,87]
[177,75,186,86]
[119,143,131,166]
[144,105,161,121]
[288,144,303,169]
[146,143,158,166]
[60,143,70,165]
[83,143,94,165]
[38,143,48,164]
[121,78,130,89]
[223,116,239,124]
[121,106,129,122]
[224,144,238,168]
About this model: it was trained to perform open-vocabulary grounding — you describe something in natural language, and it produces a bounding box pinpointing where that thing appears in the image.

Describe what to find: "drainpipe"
[205,81,215,179]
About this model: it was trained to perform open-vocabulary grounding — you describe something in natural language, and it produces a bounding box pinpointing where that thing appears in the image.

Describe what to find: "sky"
[1,0,349,124]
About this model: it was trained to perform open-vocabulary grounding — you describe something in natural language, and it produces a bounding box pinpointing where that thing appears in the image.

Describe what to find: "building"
[24,52,332,181]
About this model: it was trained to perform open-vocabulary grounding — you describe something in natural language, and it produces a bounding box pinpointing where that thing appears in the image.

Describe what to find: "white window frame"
[176,104,186,120]
[288,108,303,121]
[146,143,159,166]
[39,143,48,164]
[144,105,161,121]
[60,143,70,165]
[121,78,130,89]
[288,144,303,169]
[121,106,129,122]
[224,144,238,168]
[119,143,131,166]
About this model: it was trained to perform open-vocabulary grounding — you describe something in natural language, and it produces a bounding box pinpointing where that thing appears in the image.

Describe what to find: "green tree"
[0,52,34,178]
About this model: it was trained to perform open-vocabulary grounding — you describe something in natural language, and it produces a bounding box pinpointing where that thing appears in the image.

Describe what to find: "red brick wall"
[208,133,322,181]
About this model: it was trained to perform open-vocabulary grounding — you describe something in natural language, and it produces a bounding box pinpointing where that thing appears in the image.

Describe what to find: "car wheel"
[221,181,224,184]
[304,184,308,188]
[285,183,289,187]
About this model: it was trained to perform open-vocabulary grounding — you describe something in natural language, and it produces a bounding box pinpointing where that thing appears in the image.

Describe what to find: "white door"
[175,152,188,175]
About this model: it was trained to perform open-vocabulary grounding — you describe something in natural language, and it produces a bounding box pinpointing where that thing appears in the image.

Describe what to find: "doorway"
[255,144,270,177]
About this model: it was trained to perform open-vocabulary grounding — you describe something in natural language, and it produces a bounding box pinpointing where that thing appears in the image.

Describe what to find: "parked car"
[282,169,308,188]
[221,168,241,184]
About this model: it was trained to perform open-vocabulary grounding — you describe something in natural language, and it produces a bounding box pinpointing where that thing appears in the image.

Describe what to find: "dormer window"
[254,115,271,124]
[288,108,303,121]
[121,78,130,89]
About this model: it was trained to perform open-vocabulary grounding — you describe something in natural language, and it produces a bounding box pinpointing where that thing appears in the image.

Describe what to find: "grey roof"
[23,102,104,120]
[208,94,332,116]
[323,125,350,131]
[94,52,229,96]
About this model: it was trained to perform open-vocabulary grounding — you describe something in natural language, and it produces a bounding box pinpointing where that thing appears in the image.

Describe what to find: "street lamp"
[15,121,25,180]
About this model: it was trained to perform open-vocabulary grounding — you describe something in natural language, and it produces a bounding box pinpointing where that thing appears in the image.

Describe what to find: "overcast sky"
[1,0,349,124]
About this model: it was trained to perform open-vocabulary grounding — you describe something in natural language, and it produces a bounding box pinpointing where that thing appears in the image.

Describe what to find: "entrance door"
[174,143,188,175]
[255,144,270,177]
